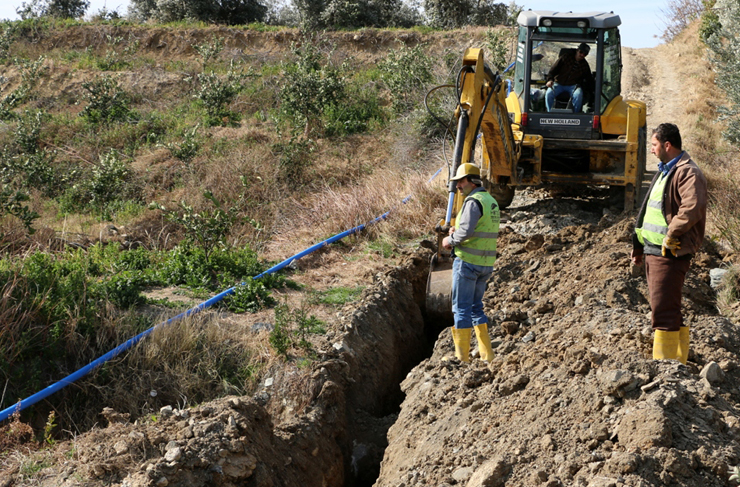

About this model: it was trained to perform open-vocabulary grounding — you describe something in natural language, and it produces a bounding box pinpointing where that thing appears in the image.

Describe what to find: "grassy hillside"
[0,19,507,431]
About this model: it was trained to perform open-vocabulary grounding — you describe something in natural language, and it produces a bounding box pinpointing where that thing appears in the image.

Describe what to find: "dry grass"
[716,264,740,318]
[659,22,740,250]
[80,311,269,423]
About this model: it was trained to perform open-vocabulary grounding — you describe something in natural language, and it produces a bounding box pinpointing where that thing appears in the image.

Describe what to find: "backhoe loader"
[426,10,647,320]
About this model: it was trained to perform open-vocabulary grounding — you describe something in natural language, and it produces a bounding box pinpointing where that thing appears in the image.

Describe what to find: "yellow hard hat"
[450,163,481,181]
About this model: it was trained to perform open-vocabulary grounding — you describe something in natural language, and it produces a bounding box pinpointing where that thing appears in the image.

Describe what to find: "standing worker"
[631,123,707,364]
[442,163,498,362]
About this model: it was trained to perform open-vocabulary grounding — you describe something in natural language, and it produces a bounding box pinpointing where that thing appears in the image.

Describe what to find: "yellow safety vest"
[636,172,669,246]
[455,191,499,266]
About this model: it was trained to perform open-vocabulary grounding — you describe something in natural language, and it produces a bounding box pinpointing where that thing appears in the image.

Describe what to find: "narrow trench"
[340,259,449,487]
[349,324,443,487]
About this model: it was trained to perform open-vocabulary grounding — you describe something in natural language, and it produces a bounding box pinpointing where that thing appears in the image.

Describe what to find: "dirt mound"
[377,192,737,487]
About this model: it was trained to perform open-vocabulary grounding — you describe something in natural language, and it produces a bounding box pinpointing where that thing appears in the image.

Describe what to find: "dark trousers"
[645,254,691,331]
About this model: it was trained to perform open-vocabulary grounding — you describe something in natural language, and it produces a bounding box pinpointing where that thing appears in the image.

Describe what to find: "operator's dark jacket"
[546,51,593,87]
[632,152,707,258]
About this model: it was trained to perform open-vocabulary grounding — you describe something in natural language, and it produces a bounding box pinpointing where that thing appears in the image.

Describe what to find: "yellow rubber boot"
[677,326,690,365]
[451,327,472,363]
[474,323,495,362]
[653,330,680,361]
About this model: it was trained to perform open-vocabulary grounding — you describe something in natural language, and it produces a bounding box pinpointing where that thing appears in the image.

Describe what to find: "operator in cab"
[545,42,593,113]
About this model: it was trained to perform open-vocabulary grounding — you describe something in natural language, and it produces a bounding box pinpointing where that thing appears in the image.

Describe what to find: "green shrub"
[271,136,315,185]
[99,270,147,308]
[294,306,325,350]
[279,40,346,135]
[378,44,433,112]
[323,85,385,136]
[15,109,44,154]
[192,63,246,126]
[484,28,512,73]
[80,75,135,125]
[163,124,201,163]
[700,0,721,44]
[0,185,39,234]
[269,303,292,356]
[14,149,58,195]
[221,278,276,313]
[58,150,140,217]
[159,191,240,263]
[90,150,135,206]
[0,23,16,65]
[192,36,224,68]
[97,49,128,71]
[0,56,46,120]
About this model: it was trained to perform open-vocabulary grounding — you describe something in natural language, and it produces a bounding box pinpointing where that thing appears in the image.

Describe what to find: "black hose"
[471,71,501,148]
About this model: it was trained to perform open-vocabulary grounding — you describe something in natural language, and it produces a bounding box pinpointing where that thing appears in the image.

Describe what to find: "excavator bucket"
[426,253,454,325]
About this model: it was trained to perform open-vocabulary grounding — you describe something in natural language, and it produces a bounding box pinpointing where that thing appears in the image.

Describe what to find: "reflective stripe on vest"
[455,190,500,266]
[637,173,669,246]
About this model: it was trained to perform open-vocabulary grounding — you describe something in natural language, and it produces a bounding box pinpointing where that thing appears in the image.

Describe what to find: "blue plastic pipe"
[0,167,444,423]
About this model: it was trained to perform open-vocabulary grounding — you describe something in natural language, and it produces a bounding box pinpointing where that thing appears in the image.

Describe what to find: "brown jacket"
[633,151,707,257]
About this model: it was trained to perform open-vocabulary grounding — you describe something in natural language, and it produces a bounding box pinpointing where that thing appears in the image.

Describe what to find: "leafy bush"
[0,23,16,64]
[90,150,133,205]
[130,0,267,25]
[293,306,325,350]
[269,303,292,356]
[484,28,513,73]
[292,0,417,29]
[378,44,433,112]
[192,37,224,68]
[192,64,246,126]
[700,0,721,44]
[13,149,58,195]
[323,85,385,136]
[58,150,140,217]
[271,136,315,185]
[221,278,276,313]
[163,124,201,163]
[279,40,346,135]
[15,109,44,154]
[705,0,740,144]
[0,56,46,120]
[424,0,512,28]
[0,185,39,234]
[80,75,136,126]
[99,270,147,308]
[268,301,325,356]
[159,191,240,263]
[16,0,89,19]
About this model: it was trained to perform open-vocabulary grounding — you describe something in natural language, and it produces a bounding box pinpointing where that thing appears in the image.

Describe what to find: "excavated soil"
[2,23,738,487]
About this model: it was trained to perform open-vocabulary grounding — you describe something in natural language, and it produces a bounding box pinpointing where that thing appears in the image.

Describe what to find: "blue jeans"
[451,258,493,330]
[545,83,583,113]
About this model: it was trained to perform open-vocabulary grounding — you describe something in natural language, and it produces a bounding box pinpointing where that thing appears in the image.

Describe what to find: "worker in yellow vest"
[442,163,498,362]
[631,123,707,364]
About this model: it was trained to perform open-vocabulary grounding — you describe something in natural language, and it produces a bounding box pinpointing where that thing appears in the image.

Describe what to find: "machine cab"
[508,11,622,140]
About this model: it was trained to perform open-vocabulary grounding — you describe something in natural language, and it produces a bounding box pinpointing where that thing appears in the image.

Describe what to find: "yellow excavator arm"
[426,48,534,322]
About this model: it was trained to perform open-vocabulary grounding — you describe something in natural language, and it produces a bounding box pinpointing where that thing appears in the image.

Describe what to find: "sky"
[0,0,666,49]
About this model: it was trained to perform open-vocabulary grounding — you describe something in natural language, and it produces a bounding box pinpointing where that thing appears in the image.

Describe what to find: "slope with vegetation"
[0,6,518,436]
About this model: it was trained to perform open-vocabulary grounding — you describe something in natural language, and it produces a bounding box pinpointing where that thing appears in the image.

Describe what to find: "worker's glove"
[661,236,681,257]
